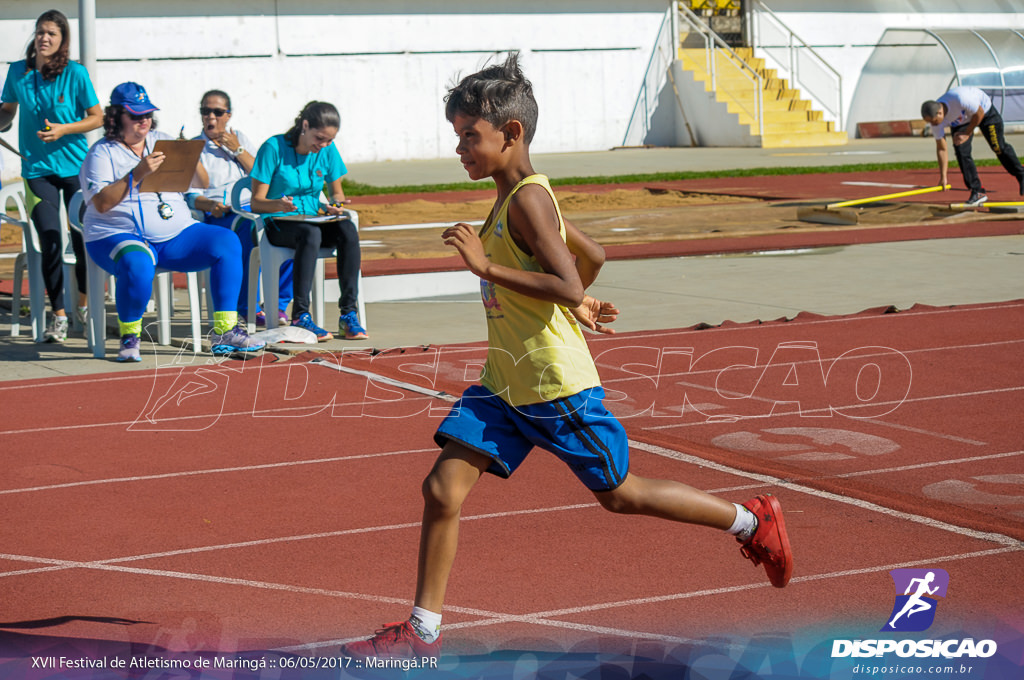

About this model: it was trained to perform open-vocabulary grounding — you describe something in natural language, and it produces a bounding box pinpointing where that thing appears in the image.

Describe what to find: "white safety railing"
[677,2,764,136]
[747,0,843,130]
[622,4,677,147]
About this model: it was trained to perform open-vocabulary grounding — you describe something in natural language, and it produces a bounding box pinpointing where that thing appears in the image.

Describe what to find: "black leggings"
[952,106,1024,193]
[25,175,87,311]
[264,217,361,317]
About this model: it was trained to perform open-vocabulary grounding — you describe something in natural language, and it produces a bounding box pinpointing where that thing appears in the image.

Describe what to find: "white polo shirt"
[80,130,196,243]
[933,87,992,140]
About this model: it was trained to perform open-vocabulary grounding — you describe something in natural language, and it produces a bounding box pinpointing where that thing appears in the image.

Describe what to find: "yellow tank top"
[477,174,602,406]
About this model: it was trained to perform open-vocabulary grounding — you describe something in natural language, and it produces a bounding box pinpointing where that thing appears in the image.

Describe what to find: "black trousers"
[24,174,87,311]
[264,217,361,317]
[952,106,1024,193]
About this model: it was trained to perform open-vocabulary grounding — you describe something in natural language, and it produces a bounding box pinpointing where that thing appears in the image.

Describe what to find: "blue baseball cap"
[110,82,159,115]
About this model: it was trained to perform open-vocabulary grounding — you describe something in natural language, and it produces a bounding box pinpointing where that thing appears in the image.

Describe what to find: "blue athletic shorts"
[433,384,629,492]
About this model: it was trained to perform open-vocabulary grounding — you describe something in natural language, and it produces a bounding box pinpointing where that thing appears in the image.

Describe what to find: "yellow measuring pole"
[827,184,951,209]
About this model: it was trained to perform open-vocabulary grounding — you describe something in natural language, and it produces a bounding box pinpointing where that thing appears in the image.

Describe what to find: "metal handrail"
[622,3,676,146]
[748,0,843,129]
[678,2,764,136]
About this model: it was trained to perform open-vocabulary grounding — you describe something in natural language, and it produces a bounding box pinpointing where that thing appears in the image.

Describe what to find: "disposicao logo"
[882,568,949,632]
[831,567,998,659]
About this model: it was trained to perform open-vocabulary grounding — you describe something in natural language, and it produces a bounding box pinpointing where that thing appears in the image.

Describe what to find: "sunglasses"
[128,112,153,121]
[199,107,230,117]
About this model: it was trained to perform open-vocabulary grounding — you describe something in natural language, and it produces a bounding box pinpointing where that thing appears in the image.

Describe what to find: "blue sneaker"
[339,311,367,340]
[117,334,142,362]
[291,312,333,341]
[210,323,266,355]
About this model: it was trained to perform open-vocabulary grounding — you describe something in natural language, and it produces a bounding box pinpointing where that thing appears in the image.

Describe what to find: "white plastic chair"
[3,183,77,341]
[1,183,43,341]
[228,177,366,335]
[68,190,205,358]
[189,207,217,324]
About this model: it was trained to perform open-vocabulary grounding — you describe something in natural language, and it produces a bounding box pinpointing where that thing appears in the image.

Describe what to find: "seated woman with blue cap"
[78,81,265,361]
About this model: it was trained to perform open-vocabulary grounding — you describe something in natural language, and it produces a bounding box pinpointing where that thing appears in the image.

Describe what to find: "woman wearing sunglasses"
[0,9,103,342]
[78,82,264,361]
[188,90,293,328]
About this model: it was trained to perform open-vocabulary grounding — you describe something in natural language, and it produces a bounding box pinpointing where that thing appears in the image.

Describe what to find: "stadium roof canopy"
[848,28,1024,132]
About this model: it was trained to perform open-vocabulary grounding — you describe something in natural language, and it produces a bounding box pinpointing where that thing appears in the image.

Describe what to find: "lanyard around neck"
[292,143,319,196]
[32,68,58,131]
[119,136,150,237]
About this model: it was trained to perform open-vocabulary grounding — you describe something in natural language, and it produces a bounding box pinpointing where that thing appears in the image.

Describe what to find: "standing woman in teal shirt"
[0,9,103,342]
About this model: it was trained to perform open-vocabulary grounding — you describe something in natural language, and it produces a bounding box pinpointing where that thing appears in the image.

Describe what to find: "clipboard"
[273,214,348,223]
[138,139,205,192]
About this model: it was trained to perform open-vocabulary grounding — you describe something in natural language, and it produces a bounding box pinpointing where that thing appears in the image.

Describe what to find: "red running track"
[0,300,1022,672]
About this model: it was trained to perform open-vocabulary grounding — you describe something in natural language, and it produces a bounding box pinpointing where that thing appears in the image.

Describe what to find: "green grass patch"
[344,158,995,198]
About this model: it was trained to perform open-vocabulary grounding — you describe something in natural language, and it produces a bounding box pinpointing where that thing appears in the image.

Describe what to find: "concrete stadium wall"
[669,62,754,148]
[761,1,1024,136]
[0,0,668,183]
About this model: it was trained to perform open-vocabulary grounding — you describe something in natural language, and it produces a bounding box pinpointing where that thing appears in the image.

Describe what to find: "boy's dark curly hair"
[445,52,539,144]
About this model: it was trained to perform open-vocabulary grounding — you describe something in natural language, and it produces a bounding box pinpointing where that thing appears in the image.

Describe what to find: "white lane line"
[642,383,1023,433]
[361,220,483,232]
[831,449,1024,479]
[841,181,918,188]
[102,503,597,565]
[0,356,312,392]
[525,546,1019,620]
[311,358,459,401]
[0,447,437,496]
[586,302,1024,344]
[631,439,1022,547]
[303,617,708,653]
[0,394,411,436]
[0,503,599,578]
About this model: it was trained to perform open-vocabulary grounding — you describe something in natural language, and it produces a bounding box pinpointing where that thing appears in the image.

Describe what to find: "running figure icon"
[888,571,940,628]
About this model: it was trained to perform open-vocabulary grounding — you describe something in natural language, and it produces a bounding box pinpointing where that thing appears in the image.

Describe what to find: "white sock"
[409,606,441,643]
[726,503,758,542]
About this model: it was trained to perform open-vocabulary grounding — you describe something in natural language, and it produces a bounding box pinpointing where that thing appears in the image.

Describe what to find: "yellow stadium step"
[743,118,837,134]
[760,130,849,148]
[676,45,846,148]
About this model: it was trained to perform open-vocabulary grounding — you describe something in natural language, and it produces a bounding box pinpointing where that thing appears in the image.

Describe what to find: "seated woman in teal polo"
[250,101,366,341]
[78,82,264,361]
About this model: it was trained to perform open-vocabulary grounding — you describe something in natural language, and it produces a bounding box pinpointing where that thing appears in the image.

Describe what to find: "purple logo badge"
[882,568,949,632]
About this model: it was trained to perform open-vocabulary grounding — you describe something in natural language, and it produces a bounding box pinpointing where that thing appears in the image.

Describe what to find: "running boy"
[343,53,793,660]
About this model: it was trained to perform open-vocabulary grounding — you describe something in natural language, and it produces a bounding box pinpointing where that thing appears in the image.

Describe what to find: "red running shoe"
[342,620,442,660]
[739,494,793,588]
